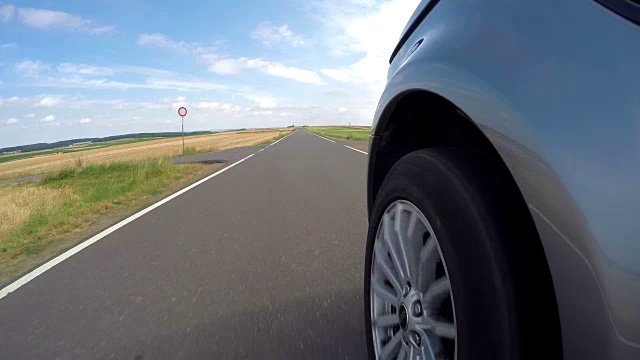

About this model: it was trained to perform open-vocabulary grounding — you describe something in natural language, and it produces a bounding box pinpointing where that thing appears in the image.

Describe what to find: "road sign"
[178,107,188,153]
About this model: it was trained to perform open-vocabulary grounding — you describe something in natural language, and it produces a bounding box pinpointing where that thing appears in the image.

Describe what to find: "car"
[364,0,640,359]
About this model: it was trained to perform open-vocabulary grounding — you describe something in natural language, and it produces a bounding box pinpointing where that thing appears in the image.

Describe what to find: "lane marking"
[306,131,336,143]
[0,131,294,301]
[303,129,368,154]
[344,145,368,155]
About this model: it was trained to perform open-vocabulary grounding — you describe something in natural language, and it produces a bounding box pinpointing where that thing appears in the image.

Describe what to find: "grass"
[304,126,370,141]
[0,129,293,180]
[0,159,204,266]
[256,130,288,145]
[182,146,198,156]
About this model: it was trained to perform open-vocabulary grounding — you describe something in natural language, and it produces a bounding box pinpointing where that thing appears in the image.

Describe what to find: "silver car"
[364,0,640,359]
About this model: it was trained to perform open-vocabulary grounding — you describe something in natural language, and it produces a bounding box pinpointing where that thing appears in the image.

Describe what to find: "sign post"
[178,107,188,153]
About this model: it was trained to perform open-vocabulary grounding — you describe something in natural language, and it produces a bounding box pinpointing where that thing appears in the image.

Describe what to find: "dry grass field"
[0,129,290,180]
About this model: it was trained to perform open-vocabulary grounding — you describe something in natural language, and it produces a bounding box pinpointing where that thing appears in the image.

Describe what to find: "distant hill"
[0,131,219,154]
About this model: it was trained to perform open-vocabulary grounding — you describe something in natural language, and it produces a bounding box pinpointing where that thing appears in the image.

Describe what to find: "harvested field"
[0,129,291,180]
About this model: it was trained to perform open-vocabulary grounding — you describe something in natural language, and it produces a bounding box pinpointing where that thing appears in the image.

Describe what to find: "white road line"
[265,132,291,148]
[0,131,294,301]
[344,145,368,155]
[306,131,336,143]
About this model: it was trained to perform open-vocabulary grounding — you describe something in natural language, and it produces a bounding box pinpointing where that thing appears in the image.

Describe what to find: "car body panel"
[370,0,640,358]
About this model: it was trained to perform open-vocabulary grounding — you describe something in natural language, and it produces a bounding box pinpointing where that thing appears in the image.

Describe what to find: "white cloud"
[29,74,224,92]
[171,96,187,109]
[251,22,306,48]
[16,7,113,34]
[41,114,55,122]
[79,117,92,124]
[118,65,177,77]
[58,63,114,76]
[320,68,354,82]
[16,60,50,77]
[209,57,323,85]
[6,118,19,124]
[33,96,63,107]
[1,43,16,49]
[0,95,65,108]
[314,0,420,118]
[208,58,242,75]
[255,60,323,85]
[137,33,190,53]
[15,61,183,89]
[0,96,27,107]
[330,0,418,74]
[144,78,225,92]
[25,113,35,118]
[0,5,14,22]
[138,33,321,85]
[253,96,278,109]
[195,101,242,112]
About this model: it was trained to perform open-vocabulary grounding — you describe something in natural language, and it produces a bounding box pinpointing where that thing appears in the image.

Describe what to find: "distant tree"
[0,131,215,154]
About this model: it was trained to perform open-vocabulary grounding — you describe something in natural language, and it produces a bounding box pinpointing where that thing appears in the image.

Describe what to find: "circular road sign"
[178,107,188,117]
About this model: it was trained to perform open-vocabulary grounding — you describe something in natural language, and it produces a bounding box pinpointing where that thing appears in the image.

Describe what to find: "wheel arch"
[369,90,506,213]
[368,89,563,353]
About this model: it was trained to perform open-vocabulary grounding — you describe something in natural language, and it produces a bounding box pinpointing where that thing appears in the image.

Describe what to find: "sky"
[0,0,419,147]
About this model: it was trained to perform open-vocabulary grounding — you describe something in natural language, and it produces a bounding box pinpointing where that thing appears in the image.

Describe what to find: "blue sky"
[0,0,418,147]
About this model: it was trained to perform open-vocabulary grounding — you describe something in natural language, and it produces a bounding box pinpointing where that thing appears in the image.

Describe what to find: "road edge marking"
[305,130,336,143]
[303,129,368,153]
[344,145,368,155]
[0,131,294,301]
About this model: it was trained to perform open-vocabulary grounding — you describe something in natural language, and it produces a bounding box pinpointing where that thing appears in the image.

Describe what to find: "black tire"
[364,148,561,360]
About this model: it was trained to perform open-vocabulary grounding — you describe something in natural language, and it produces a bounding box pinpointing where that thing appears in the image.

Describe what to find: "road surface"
[0,130,369,359]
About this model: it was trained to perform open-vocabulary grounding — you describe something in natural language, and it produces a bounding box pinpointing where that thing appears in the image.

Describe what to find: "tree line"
[1,131,215,154]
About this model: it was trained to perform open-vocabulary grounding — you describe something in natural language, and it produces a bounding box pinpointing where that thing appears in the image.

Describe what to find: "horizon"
[0,0,418,148]
[0,124,367,151]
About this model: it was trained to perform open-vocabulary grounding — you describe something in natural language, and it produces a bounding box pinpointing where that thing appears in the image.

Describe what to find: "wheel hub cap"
[399,304,409,330]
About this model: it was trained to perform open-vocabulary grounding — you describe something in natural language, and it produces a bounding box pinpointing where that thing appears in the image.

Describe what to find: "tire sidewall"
[365,148,522,360]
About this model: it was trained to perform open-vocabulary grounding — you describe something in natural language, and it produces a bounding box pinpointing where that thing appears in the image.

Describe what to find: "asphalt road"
[0,129,369,359]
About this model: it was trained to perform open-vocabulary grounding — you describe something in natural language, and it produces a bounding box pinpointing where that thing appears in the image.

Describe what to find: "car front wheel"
[364,147,561,360]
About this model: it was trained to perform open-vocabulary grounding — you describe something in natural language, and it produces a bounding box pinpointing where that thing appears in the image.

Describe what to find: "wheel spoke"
[417,236,438,291]
[431,320,456,340]
[407,211,418,237]
[383,213,409,280]
[380,332,403,360]
[375,246,403,294]
[374,314,399,328]
[394,204,412,279]
[373,281,398,303]
[396,343,409,360]
[423,333,443,360]
[423,277,451,308]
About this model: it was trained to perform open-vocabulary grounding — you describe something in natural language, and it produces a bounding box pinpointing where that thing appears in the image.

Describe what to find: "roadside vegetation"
[0,159,204,278]
[0,129,291,180]
[0,137,163,165]
[304,126,370,141]
[0,129,292,283]
[257,131,289,145]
